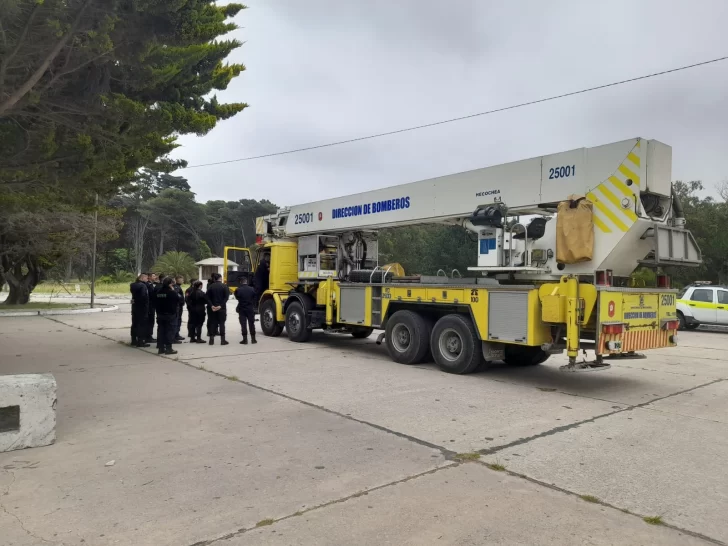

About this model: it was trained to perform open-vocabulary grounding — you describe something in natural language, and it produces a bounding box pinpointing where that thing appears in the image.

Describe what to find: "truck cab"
[676,283,728,330]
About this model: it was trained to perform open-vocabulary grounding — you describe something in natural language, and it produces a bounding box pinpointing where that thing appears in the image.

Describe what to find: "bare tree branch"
[718,180,728,203]
[0,3,40,97]
[0,15,7,50]
[41,46,115,93]
[0,0,93,117]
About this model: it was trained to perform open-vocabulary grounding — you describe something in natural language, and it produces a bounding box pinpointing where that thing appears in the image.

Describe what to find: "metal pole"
[90,193,99,309]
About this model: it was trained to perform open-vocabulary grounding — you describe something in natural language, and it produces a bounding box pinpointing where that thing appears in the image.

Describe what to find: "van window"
[691,289,714,303]
[718,291,728,305]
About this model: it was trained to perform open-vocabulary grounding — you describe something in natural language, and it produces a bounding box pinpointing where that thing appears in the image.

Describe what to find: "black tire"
[260,299,283,337]
[685,323,700,331]
[677,312,686,331]
[430,314,482,374]
[385,310,432,364]
[351,327,374,339]
[285,302,311,342]
[503,345,550,366]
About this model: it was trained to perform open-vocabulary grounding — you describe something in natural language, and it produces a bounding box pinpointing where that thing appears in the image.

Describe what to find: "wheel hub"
[289,312,301,333]
[391,324,411,352]
[263,309,274,328]
[439,328,463,362]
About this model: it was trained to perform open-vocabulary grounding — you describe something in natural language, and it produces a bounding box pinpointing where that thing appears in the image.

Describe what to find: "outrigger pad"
[560,361,612,372]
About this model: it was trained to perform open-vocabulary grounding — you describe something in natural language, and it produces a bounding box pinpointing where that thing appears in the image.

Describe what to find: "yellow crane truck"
[224,138,701,373]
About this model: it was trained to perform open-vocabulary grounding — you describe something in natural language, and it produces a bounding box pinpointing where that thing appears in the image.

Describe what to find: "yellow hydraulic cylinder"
[565,276,580,362]
[325,277,334,325]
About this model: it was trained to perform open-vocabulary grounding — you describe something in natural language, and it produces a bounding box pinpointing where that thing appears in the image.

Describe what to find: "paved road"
[1,305,726,545]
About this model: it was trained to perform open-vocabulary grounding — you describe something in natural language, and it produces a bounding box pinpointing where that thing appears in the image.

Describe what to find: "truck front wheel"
[285,302,311,342]
[430,314,482,374]
[260,299,283,337]
[385,310,432,364]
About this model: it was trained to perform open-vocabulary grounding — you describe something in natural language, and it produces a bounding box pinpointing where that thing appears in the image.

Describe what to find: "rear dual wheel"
[385,310,433,364]
[386,311,483,374]
[430,314,483,374]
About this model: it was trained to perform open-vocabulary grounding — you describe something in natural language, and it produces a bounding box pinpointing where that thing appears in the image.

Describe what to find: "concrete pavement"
[1,304,726,545]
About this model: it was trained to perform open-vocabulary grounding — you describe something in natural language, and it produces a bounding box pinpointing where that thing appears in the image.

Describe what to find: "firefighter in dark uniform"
[173,275,185,341]
[234,276,257,345]
[253,253,270,306]
[155,276,182,355]
[206,273,229,346]
[186,280,208,343]
[130,273,150,347]
[145,273,158,342]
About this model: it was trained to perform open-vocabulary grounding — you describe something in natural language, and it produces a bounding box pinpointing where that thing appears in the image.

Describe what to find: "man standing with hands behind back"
[206,273,229,346]
[234,276,257,345]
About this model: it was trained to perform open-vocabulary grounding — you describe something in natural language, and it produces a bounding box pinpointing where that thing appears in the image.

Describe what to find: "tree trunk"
[2,257,40,305]
[130,214,149,275]
[65,256,73,282]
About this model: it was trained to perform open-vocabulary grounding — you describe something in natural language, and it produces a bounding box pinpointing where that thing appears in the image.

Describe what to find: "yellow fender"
[272,292,287,322]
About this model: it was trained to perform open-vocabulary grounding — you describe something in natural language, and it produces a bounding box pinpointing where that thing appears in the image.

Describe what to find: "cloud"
[174,0,728,206]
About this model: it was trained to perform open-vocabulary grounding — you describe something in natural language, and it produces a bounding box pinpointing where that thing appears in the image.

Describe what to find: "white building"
[194,258,238,290]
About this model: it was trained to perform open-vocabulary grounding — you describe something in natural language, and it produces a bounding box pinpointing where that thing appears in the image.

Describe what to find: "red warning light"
[318,212,323,221]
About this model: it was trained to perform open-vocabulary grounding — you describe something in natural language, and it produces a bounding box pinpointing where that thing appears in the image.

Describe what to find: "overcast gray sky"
[173,0,728,206]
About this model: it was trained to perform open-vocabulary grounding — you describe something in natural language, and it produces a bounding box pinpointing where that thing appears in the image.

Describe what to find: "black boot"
[196,337,206,344]
[251,334,257,344]
[209,335,215,345]
[240,335,248,345]
[220,336,229,346]
[165,346,178,355]
[136,340,150,348]
[158,348,164,355]
[189,336,196,343]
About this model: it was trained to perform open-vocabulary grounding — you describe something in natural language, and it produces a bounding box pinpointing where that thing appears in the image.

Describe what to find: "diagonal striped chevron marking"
[589,142,642,233]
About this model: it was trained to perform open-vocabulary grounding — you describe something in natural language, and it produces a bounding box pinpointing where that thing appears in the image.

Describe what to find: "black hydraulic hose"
[360,239,367,269]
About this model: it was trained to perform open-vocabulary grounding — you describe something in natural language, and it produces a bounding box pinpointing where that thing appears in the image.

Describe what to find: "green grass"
[454,452,481,462]
[227,375,239,381]
[579,495,601,504]
[643,515,664,525]
[32,281,130,296]
[0,303,86,310]
[486,462,506,472]
[256,519,275,527]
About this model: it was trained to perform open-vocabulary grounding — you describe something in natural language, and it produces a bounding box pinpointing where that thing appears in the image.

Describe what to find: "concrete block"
[0,374,56,452]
